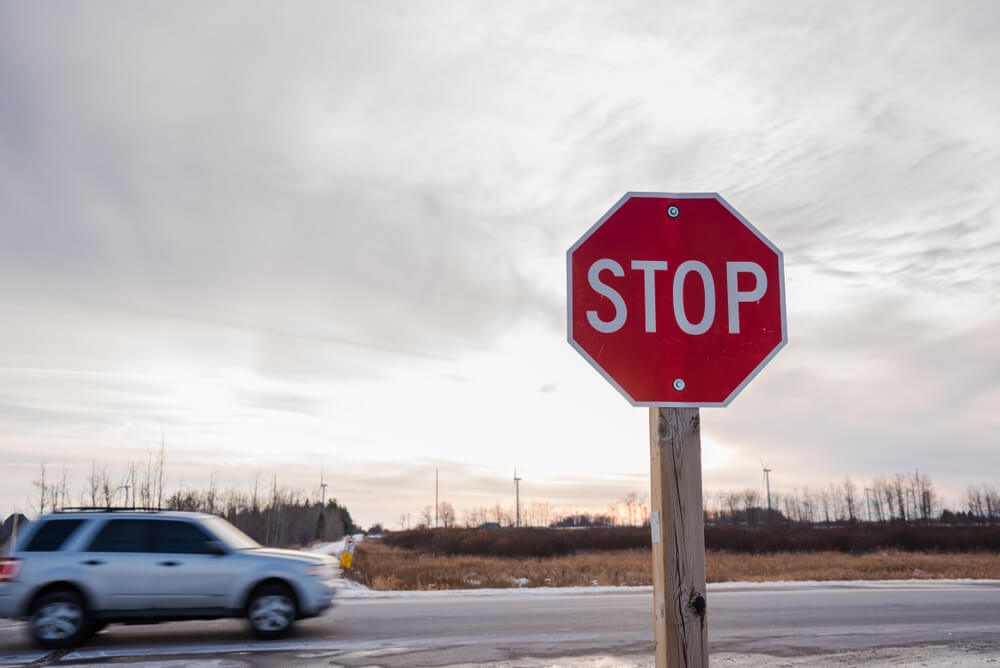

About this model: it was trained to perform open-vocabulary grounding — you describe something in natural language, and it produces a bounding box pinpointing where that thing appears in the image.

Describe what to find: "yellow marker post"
[340,535,357,569]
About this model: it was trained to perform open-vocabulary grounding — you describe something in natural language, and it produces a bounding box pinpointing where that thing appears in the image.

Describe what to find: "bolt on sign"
[567,192,786,668]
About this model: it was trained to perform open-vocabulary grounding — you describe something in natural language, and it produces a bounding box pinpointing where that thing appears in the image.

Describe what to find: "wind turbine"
[761,461,772,520]
[320,465,328,507]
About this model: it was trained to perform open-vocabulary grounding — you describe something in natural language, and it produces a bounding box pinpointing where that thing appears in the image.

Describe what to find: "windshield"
[200,516,261,550]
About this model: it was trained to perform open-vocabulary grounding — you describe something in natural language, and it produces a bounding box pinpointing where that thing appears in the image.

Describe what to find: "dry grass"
[707,550,1000,582]
[348,541,1000,590]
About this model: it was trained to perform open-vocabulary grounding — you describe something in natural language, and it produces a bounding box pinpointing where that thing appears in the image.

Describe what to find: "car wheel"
[30,590,88,650]
[247,583,296,640]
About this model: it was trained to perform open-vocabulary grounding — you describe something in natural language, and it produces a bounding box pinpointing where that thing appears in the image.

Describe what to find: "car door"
[81,519,157,611]
[149,519,235,609]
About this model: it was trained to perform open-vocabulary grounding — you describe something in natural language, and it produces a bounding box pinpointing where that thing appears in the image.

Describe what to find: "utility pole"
[514,468,522,528]
[762,465,772,522]
[864,487,874,522]
[435,469,439,528]
[122,484,131,509]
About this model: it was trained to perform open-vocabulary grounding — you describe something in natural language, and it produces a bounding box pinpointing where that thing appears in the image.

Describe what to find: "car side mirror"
[205,540,226,556]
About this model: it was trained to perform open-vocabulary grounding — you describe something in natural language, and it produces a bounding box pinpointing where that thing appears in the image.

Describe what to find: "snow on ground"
[306,533,365,559]
[426,646,1000,668]
[334,578,1000,599]
[51,646,1000,668]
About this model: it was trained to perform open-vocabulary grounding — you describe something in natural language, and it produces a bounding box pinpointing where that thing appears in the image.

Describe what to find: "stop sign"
[567,192,786,406]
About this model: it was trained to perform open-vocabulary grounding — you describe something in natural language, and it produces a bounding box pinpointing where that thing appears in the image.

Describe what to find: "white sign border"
[566,192,788,408]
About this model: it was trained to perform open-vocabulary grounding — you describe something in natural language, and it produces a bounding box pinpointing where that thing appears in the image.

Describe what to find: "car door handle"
[157,561,181,567]
[81,559,105,566]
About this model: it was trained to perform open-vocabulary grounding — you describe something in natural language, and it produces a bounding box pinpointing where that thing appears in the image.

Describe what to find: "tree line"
[708,472,937,527]
[413,472,1000,531]
[24,451,355,547]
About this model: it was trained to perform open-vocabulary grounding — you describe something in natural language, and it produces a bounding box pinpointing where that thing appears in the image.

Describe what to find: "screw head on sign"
[667,206,680,218]
[673,378,685,391]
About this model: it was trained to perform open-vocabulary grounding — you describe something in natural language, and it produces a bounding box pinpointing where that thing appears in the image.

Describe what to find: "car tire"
[247,583,297,640]
[29,589,88,650]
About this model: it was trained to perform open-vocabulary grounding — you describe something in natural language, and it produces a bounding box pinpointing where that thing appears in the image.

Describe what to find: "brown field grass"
[348,540,1000,590]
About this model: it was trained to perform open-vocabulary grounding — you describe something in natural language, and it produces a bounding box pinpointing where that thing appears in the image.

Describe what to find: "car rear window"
[87,519,156,553]
[24,519,85,552]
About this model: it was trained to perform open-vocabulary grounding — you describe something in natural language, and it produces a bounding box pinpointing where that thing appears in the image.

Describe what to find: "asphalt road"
[2,581,1000,666]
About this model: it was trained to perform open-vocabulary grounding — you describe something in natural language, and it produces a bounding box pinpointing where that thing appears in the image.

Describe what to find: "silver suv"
[0,509,342,649]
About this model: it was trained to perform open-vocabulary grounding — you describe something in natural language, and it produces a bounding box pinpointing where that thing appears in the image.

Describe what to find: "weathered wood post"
[649,406,707,667]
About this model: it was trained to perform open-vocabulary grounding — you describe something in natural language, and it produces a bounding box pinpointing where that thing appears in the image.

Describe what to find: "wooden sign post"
[568,193,787,668]
[649,407,707,667]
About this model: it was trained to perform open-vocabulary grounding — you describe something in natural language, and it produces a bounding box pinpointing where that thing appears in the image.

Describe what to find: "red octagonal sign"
[568,192,787,406]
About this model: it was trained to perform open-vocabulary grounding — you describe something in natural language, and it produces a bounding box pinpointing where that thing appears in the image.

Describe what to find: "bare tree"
[986,486,1000,524]
[819,487,832,525]
[912,470,935,522]
[781,491,800,525]
[463,506,486,528]
[842,476,858,523]
[438,501,456,528]
[55,466,70,511]
[892,474,908,524]
[619,492,642,527]
[724,491,741,526]
[881,478,897,522]
[966,484,998,524]
[741,488,761,527]
[155,438,166,509]
[607,500,622,527]
[138,451,153,509]
[205,472,218,515]
[526,501,554,528]
[868,478,885,522]
[419,505,433,528]
[32,459,48,516]
[99,466,113,507]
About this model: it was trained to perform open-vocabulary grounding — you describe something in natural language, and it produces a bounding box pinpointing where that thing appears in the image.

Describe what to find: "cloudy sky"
[2,1,998,528]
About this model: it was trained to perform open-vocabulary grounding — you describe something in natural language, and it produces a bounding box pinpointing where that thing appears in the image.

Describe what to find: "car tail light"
[0,558,22,582]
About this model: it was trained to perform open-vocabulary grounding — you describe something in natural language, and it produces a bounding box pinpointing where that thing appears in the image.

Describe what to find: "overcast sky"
[2,1,998,528]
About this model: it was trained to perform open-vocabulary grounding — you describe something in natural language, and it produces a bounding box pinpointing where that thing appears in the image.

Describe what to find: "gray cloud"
[2,1,1000,524]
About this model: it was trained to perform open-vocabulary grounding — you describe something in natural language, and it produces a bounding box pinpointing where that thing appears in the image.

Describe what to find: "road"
[2,581,1000,666]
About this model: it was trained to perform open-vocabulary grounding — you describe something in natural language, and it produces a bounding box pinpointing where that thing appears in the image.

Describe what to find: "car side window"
[86,519,156,552]
[157,520,215,554]
[23,519,84,552]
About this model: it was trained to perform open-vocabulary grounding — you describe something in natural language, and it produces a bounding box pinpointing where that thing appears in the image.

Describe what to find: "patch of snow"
[709,578,1000,592]
[307,532,365,558]
[335,578,1000,599]
[61,661,248,668]
[437,654,653,668]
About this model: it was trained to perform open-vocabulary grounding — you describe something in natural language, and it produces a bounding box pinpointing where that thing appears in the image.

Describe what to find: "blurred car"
[0,509,342,649]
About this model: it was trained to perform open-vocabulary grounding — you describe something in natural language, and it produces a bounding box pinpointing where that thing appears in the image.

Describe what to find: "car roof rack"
[56,507,165,513]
